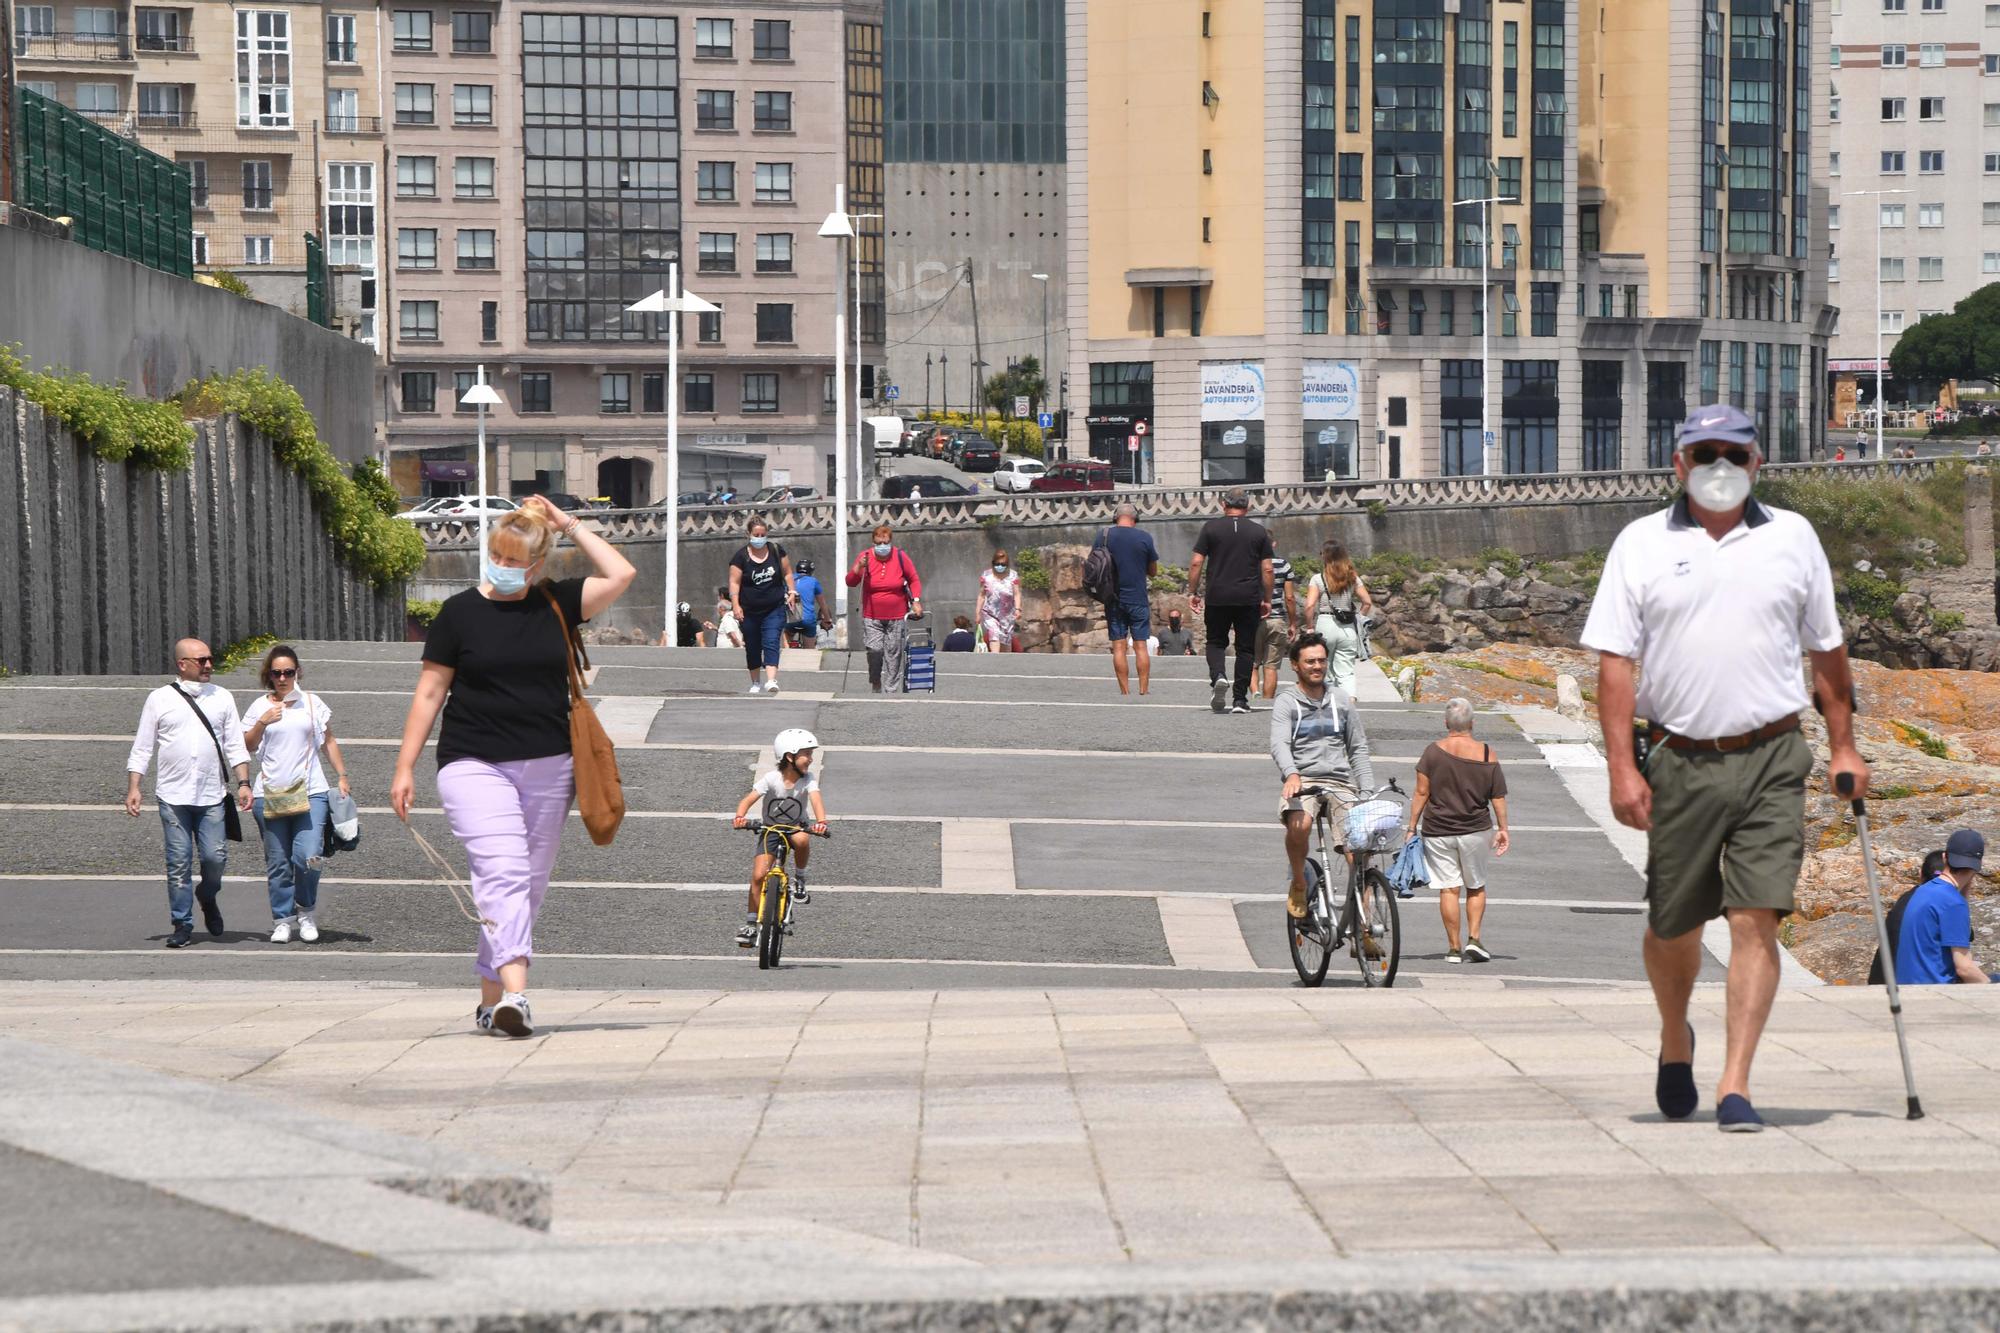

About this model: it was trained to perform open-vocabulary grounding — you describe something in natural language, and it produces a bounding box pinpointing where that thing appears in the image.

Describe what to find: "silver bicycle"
[1286,779,1406,988]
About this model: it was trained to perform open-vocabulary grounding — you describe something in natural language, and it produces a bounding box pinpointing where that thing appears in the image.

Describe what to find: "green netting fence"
[305,232,330,327]
[11,87,194,279]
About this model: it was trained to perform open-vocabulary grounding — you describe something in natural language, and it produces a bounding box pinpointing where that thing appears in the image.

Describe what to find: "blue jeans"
[159,801,227,927]
[254,794,327,919]
[742,604,786,671]
[1107,599,1152,641]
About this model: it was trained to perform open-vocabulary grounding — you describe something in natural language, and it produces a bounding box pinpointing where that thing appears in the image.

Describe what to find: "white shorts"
[1422,831,1491,891]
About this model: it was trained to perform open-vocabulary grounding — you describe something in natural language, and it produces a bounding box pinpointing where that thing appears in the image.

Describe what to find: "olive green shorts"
[1644,729,1812,941]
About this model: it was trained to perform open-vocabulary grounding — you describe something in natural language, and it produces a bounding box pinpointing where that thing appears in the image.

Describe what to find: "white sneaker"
[473,1004,495,1034]
[268,917,295,943]
[296,913,319,943]
[491,992,533,1037]
[746,682,765,695]
[1210,678,1229,714]
[764,680,780,695]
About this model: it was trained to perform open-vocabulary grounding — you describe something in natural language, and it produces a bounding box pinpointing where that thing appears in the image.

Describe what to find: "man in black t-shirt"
[1185,490,1274,714]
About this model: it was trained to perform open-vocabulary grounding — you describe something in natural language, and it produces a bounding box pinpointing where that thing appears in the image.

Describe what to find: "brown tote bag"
[541,586,625,845]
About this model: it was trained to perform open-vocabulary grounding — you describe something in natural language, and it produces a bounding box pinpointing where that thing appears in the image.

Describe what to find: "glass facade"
[848,21,886,343]
[521,13,678,342]
[884,0,1064,163]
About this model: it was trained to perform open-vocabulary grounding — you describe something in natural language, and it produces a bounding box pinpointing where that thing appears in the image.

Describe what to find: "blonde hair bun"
[489,505,558,564]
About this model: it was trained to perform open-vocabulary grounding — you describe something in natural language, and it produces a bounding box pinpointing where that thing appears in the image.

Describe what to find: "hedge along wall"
[0,387,404,675]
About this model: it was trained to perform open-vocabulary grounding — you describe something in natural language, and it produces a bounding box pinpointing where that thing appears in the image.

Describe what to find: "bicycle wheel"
[1287,855,1334,987]
[757,870,786,970]
[1353,866,1402,988]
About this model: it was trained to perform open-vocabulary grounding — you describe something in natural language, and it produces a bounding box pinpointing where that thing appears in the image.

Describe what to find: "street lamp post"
[1846,186,1910,462]
[940,352,950,418]
[924,353,933,415]
[846,210,883,502]
[1031,273,1050,413]
[458,365,502,572]
[1452,192,1516,479]
[625,262,718,640]
[819,189,860,647]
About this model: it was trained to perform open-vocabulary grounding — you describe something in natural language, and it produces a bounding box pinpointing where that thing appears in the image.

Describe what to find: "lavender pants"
[437,754,574,982]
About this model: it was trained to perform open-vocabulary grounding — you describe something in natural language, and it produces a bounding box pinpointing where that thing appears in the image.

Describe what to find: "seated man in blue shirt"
[1894,829,1992,986]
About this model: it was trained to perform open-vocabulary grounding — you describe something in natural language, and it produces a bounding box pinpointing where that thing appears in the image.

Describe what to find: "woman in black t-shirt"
[727,516,799,695]
[389,496,636,1038]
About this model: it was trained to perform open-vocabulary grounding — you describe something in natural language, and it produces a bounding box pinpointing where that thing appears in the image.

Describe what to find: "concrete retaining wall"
[415,496,1665,640]
[0,388,404,675]
[0,226,377,463]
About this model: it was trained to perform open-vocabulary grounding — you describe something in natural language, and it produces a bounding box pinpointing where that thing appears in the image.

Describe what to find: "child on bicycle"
[731,727,829,947]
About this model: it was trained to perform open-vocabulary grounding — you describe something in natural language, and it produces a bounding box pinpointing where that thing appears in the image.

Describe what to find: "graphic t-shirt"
[731,545,790,613]
[422,577,586,769]
[754,766,819,822]
[1192,515,1276,606]
[1896,875,1974,984]
[1097,525,1158,605]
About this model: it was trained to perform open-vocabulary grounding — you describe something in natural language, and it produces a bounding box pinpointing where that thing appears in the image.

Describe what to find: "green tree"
[980,355,1048,417]
[1890,282,2000,386]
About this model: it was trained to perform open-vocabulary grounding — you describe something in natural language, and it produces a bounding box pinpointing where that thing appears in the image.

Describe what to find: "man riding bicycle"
[1271,632,1375,920]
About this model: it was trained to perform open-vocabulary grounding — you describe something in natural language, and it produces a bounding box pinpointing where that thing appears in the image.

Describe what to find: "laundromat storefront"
[1304,359,1361,481]
[1200,361,1264,485]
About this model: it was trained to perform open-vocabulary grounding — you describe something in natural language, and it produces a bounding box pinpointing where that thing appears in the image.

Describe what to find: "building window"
[454,157,495,198]
[1302,280,1330,334]
[1921,150,1945,174]
[519,373,552,413]
[241,160,273,210]
[1882,203,1906,227]
[1373,82,1444,132]
[236,10,292,128]
[326,13,357,62]
[754,162,793,201]
[754,90,792,131]
[395,82,435,125]
[641,373,665,414]
[480,300,498,340]
[600,373,631,414]
[1883,42,1907,65]
[1920,256,1945,281]
[1305,153,1334,199]
[1459,87,1490,135]
[1920,202,1945,226]
[1882,150,1905,174]
[1337,153,1364,200]
[453,84,494,126]
[1439,289,1455,336]
[1985,253,2000,273]
[756,232,792,273]
[1373,220,1443,267]
[191,232,208,265]
[698,309,723,343]
[1501,287,1520,337]
[696,89,734,129]
[1373,14,1444,64]
[137,84,185,126]
[324,162,374,266]
[1376,153,1442,201]
[393,9,432,50]
[1830,206,1841,230]
[1495,157,1522,201]
[401,371,436,413]
[1882,256,1905,281]
[1881,309,1906,332]
[755,303,794,343]
[1989,102,2000,125]
[452,371,479,412]
[1830,43,1842,67]
[753,19,789,59]
[1921,41,1946,66]
[1502,359,1559,474]
[698,161,735,201]
[1988,54,2000,73]
[1305,220,1335,267]
[186,159,210,209]
[326,88,360,132]
[457,228,496,269]
[698,231,736,272]
[397,155,437,197]
[742,373,779,412]
[1306,83,1338,131]
[1531,282,1558,337]
[696,17,732,57]
[1582,361,1623,471]
[400,301,439,340]
[1882,97,1906,120]
[1921,96,1946,119]
[452,10,491,53]
[1831,151,1841,176]
[243,235,273,265]
[684,373,715,412]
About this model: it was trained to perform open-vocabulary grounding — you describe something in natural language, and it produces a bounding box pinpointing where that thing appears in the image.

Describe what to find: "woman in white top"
[241,644,349,943]
[1302,540,1375,694]
[978,548,1022,652]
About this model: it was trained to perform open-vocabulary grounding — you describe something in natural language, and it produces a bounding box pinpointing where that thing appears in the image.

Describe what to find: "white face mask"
[1687,459,1752,511]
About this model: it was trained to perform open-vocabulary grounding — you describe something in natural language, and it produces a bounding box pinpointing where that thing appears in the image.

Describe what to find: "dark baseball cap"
[1676,404,1759,451]
[1947,829,1985,871]
[1221,488,1250,508]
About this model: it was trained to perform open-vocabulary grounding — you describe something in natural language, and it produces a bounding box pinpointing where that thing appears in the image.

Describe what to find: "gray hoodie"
[1269,683,1374,791]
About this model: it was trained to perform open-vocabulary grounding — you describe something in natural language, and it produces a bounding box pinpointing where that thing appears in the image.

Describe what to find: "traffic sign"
[1483,429,1496,447]
[1013,395,1031,419]
[1037,412,1054,429]
[1134,421,1149,436]
[885,385,899,400]
[1127,435,1140,452]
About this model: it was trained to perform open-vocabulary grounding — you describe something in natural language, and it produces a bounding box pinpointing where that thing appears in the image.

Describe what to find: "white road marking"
[590,696,664,746]
[1155,895,1261,972]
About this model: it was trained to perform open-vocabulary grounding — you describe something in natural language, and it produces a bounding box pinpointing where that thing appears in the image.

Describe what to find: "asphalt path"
[0,642,1714,991]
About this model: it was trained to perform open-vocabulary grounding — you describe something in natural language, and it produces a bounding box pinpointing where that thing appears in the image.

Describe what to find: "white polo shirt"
[1581,497,1843,740]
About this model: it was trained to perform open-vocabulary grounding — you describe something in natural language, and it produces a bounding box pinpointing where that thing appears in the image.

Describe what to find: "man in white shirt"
[1584,404,1868,1135]
[125,638,253,948]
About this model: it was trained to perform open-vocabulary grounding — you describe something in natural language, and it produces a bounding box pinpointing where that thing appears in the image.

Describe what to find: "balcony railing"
[14,32,133,62]
[324,116,385,136]
[135,109,195,129]
[135,33,194,53]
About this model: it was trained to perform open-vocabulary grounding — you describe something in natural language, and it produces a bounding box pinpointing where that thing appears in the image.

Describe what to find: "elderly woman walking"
[728,515,799,695]
[390,495,636,1037]
[1405,697,1510,964]
[242,644,350,943]
[1303,541,1374,695]
[846,522,924,691]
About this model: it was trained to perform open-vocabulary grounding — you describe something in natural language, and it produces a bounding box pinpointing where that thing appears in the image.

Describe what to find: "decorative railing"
[411,459,1942,550]
[14,31,133,61]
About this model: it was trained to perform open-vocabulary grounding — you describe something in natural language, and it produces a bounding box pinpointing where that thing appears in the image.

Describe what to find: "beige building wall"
[1587,0,1674,314]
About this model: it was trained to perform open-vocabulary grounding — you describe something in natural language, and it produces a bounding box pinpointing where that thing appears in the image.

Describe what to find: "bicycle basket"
[1343,799,1406,854]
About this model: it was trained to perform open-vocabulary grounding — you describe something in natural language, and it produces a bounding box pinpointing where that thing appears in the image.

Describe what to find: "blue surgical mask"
[485,557,530,594]
[994,564,1009,575]
[874,543,893,558]
[749,535,769,549]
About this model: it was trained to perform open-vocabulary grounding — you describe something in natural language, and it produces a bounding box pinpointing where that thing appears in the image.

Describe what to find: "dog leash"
[404,822,498,929]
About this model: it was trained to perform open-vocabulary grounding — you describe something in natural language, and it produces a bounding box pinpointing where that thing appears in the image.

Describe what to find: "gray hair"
[1114,501,1139,521]
[1444,697,1476,733]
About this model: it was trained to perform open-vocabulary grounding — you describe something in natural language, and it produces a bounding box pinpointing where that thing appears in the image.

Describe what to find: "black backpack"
[1083,530,1119,606]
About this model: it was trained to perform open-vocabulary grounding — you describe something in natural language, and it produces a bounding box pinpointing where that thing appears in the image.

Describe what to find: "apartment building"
[1823,0,1997,398]
[882,0,1065,420]
[380,1,883,508]
[1065,0,1832,486]
[10,0,136,124]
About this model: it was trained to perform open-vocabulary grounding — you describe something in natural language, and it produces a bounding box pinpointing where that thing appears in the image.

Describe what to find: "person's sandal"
[1286,883,1308,920]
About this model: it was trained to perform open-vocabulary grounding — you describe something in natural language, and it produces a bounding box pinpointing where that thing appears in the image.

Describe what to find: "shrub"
[1149,563,1189,594]
[1356,551,1441,592]
[1932,609,1967,634]
[406,598,445,629]
[1757,462,1968,575]
[1838,568,1904,621]
[206,269,253,297]
[1893,721,1952,760]
[1478,547,1526,578]
[0,344,192,470]
[1014,546,1050,592]
[217,633,277,674]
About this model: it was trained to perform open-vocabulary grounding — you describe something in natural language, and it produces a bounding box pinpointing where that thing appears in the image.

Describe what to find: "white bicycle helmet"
[774,727,820,761]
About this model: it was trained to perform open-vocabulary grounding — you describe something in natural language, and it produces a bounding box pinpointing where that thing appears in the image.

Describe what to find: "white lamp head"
[1031,272,1049,281]
[625,290,670,314]
[459,384,502,408]
[818,211,855,239]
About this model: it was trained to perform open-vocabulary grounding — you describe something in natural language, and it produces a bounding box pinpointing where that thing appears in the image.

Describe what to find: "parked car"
[956,437,1002,472]
[1029,460,1116,494]
[880,473,981,510]
[748,484,822,505]
[399,497,455,517]
[991,455,1047,493]
[923,426,954,459]
[401,494,519,520]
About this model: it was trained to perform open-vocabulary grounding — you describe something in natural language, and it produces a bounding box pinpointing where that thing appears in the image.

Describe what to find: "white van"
[866,416,908,457]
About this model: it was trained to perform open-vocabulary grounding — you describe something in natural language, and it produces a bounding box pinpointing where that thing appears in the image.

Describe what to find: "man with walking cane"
[1584,405,1869,1133]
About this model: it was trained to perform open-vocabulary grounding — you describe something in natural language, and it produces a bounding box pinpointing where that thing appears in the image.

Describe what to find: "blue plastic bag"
[1386,834,1429,899]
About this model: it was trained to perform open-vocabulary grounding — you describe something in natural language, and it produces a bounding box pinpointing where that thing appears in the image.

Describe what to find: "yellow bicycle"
[744,816,830,970]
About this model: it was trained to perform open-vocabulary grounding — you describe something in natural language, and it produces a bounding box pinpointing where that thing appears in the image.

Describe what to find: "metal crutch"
[1837,771,1925,1121]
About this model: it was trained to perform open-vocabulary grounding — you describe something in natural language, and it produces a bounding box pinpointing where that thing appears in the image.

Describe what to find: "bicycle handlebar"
[740,821,833,838]
[1297,777,1404,802]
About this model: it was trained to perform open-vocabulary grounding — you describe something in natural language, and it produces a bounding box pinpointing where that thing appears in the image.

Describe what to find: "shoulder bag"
[259,690,318,818]
[542,585,625,845]
[171,687,244,842]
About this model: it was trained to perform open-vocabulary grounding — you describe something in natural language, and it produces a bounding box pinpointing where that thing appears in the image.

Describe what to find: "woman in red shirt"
[845,523,924,691]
